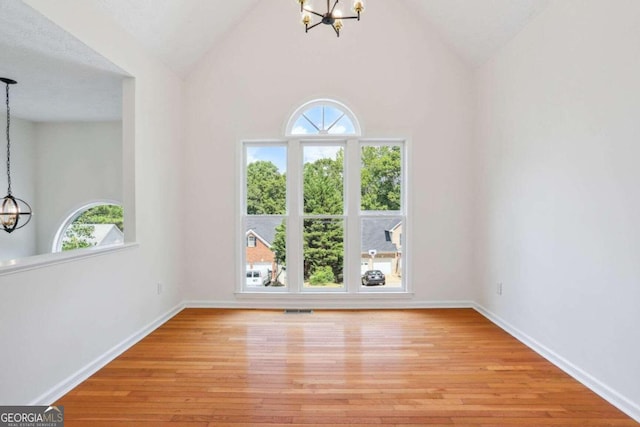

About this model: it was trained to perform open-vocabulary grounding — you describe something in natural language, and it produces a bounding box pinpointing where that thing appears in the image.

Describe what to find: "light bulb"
[0,197,18,227]
[302,11,311,26]
[334,9,343,29]
[354,0,364,14]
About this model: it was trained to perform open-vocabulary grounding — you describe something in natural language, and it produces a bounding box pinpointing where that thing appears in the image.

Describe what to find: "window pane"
[360,145,402,211]
[303,146,344,214]
[327,115,355,134]
[303,218,344,289]
[291,116,316,135]
[323,106,344,131]
[303,106,324,131]
[246,146,287,215]
[361,217,403,288]
[246,217,287,288]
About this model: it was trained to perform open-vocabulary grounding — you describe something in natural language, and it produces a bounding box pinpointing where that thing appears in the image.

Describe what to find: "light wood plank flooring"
[56,309,637,426]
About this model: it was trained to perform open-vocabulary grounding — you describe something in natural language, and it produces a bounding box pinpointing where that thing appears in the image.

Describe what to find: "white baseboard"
[474,303,640,423]
[184,299,475,310]
[31,302,185,406]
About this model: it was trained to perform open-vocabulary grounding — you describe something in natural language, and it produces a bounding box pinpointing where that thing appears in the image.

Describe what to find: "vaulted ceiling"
[0,0,550,121]
[90,0,549,77]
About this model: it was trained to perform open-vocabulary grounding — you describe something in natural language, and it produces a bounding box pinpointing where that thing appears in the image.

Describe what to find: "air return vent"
[284,309,313,314]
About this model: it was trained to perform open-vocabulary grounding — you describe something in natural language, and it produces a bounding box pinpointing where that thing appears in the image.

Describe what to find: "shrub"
[309,266,335,285]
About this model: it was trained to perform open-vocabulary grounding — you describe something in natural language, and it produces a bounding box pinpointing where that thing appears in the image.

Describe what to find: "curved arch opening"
[52,201,124,253]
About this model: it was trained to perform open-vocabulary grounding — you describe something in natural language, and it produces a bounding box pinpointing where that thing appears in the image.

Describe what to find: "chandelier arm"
[306,21,323,31]
[332,25,340,37]
[303,8,325,18]
[340,15,360,20]
[330,0,339,14]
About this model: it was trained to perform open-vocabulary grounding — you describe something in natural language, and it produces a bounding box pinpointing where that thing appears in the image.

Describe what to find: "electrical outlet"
[497,282,503,295]
[157,282,163,295]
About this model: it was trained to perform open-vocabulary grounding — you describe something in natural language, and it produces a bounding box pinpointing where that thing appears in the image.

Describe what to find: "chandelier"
[0,78,32,233]
[298,0,365,37]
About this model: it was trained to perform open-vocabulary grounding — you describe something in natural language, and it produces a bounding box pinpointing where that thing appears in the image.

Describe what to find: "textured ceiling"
[91,0,260,77]
[406,0,550,67]
[0,1,126,122]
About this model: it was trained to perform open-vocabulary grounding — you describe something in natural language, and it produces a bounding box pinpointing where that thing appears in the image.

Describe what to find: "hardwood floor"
[56,309,637,426]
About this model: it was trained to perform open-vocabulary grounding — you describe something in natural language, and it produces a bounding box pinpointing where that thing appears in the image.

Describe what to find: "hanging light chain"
[5,82,11,196]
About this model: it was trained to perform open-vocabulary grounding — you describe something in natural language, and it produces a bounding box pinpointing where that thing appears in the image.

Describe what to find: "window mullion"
[346,138,361,293]
[288,139,302,293]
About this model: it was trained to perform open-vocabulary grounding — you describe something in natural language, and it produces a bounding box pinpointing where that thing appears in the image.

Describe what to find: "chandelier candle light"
[0,77,32,233]
[298,0,364,37]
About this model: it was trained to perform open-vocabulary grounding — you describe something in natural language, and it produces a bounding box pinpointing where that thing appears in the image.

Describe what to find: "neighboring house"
[246,217,283,280]
[361,218,402,276]
[89,224,124,247]
[62,223,124,249]
[247,217,402,278]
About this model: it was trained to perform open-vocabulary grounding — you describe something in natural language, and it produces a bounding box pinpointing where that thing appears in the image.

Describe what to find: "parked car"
[361,270,385,286]
[246,269,271,287]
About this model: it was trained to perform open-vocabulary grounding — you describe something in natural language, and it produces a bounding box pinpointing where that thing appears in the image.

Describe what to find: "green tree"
[62,223,96,251]
[269,151,345,282]
[247,161,286,215]
[75,204,124,231]
[361,146,401,211]
[303,151,344,214]
[301,150,344,281]
[303,219,343,281]
[272,219,287,267]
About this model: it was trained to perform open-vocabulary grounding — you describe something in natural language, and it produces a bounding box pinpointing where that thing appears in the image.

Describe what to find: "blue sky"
[247,146,287,172]
[247,145,343,172]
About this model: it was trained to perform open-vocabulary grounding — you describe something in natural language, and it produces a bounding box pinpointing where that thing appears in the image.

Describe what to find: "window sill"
[235,291,415,299]
[227,291,417,309]
[0,242,139,276]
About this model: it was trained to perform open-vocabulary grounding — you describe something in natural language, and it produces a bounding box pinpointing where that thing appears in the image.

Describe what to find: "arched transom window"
[287,99,360,136]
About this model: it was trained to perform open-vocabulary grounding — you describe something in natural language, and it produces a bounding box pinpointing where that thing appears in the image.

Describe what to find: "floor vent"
[284,309,313,314]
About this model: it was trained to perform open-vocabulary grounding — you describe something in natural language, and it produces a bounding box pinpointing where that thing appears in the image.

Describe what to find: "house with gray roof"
[245,217,285,281]
[361,218,402,276]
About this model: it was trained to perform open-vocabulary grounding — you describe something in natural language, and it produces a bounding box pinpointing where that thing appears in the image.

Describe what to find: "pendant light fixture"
[298,0,364,37]
[0,78,32,233]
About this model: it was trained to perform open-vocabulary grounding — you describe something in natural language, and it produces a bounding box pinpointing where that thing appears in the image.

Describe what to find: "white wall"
[0,0,184,404]
[0,116,36,259]
[34,121,122,253]
[183,0,475,303]
[475,0,640,416]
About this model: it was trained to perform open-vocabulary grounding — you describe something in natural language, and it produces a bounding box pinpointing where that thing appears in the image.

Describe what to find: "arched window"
[286,99,361,136]
[52,202,124,253]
